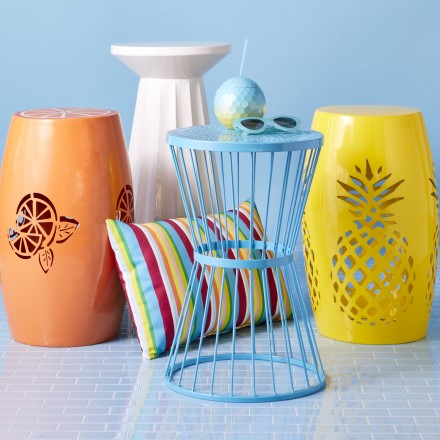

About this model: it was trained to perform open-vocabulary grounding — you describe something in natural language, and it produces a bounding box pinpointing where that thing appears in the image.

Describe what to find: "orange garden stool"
[0,108,133,347]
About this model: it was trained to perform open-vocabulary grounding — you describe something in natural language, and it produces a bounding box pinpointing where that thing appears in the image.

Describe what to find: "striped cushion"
[106,200,289,359]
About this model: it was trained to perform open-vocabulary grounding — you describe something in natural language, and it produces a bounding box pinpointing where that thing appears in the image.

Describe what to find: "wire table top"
[167,124,323,152]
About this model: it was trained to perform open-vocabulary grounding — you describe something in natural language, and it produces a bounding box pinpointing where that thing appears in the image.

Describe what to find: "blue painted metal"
[165,125,325,403]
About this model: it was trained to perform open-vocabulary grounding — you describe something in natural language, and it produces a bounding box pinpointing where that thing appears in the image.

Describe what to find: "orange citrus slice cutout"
[116,185,134,223]
[14,193,58,248]
[8,228,43,259]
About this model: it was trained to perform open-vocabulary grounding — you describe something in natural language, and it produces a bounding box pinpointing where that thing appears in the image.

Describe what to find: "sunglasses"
[233,115,301,134]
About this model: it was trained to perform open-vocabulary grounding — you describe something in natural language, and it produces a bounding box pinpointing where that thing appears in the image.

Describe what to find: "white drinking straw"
[239,38,248,77]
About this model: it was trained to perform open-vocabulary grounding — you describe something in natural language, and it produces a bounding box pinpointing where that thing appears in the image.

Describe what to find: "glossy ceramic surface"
[111,42,231,223]
[0,108,133,347]
[303,105,438,344]
[110,42,231,79]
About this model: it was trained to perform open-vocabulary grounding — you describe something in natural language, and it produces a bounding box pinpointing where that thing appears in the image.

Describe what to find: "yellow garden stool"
[303,105,438,344]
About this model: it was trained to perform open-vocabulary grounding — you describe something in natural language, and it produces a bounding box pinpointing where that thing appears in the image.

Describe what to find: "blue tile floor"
[1,258,440,440]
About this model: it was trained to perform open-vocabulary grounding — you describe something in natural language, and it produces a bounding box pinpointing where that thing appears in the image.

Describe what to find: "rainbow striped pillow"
[106,200,289,359]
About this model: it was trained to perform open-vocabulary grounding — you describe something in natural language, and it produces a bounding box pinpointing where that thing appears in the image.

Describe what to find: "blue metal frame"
[165,125,325,403]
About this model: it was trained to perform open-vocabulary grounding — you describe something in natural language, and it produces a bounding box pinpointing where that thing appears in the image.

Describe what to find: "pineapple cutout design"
[331,159,415,326]
[302,220,320,311]
[427,173,438,310]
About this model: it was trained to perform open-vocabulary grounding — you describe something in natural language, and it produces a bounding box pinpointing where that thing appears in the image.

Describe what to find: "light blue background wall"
[0,0,439,167]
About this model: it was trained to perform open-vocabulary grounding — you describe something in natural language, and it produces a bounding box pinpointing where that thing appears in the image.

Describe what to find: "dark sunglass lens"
[241,119,264,130]
[274,117,297,128]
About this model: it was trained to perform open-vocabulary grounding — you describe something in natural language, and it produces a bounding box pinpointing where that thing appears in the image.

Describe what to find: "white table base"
[130,78,208,222]
[111,42,231,223]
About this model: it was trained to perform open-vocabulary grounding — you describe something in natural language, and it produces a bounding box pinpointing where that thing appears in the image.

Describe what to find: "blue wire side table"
[165,125,325,403]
